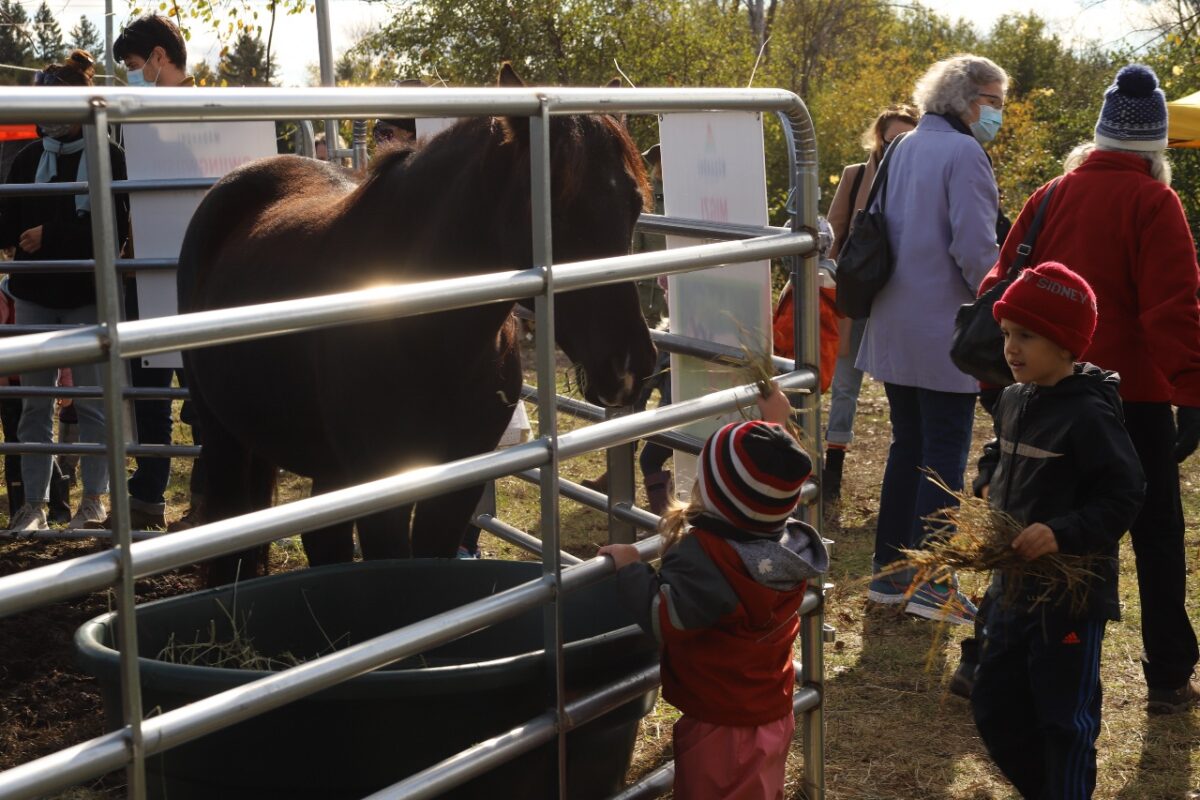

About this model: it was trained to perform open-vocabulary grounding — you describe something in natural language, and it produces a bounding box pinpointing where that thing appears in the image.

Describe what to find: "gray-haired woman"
[857,54,1009,622]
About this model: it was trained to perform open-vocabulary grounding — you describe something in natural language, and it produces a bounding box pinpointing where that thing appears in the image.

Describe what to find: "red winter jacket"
[980,150,1200,406]
[615,517,828,726]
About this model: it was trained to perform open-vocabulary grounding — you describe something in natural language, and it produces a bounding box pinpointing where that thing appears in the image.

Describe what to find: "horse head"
[498,66,657,408]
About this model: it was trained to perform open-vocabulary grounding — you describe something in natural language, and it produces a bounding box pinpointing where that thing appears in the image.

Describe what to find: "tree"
[217,32,273,87]
[192,59,219,87]
[32,1,64,64]
[0,0,34,83]
[68,15,103,57]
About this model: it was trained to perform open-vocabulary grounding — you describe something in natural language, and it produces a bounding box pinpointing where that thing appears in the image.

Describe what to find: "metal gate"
[0,85,824,800]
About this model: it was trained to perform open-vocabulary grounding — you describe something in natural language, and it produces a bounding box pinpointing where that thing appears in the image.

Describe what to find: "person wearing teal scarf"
[0,50,130,533]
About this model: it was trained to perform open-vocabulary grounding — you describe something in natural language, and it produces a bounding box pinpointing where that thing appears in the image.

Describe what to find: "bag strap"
[1006,178,1061,278]
[863,131,909,215]
[839,164,868,244]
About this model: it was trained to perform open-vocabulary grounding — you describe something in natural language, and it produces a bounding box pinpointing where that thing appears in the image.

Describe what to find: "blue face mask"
[126,67,148,87]
[970,105,1002,143]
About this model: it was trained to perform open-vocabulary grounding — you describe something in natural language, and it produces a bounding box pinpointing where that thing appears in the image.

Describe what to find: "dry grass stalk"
[880,474,1103,616]
[156,594,349,671]
[735,341,809,445]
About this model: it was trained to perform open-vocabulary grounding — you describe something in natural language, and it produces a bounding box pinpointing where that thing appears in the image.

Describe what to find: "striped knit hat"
[1095,64,1168,152]
[695,420,812,536]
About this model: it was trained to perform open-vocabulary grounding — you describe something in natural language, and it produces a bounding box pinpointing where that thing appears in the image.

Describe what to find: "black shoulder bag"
[949,178,1060,387]
[834,133,907,319]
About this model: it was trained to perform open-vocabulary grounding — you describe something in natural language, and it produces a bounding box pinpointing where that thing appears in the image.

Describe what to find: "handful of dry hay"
[736,342,809,444]
[880,477,1103,616]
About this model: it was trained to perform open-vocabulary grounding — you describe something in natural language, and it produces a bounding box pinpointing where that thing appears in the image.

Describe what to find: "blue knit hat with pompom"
[1095,64,1168,152]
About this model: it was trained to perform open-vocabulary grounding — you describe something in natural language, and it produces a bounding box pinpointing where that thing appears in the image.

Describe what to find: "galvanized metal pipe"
[85,102,147,800]
[0,177,216,196]
[472,513,583,566]
[0,232,811,377]
[365,660,662,800]
[634,213,788,241]
[0,576,558,800]
[0,442,200,458]
[0,259,177,275]
[0,86,808,125]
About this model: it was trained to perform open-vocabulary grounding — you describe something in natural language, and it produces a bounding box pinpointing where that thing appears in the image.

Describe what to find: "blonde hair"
[859,103,920,156]
[912,54,1008,116]
[658,490,704,556]
[1063,140,1172,186]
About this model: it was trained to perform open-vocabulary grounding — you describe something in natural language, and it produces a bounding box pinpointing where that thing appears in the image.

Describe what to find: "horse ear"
[498,62,524,87]
[603,78,628,128]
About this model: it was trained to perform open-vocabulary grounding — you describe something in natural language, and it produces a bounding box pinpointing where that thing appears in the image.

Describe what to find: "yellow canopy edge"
[1168,89,1200,149]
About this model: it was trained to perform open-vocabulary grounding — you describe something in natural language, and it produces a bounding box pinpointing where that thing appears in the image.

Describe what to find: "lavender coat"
[855,114,999,394]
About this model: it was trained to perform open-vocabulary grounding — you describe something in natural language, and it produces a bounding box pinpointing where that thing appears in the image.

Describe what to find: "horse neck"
[340,119,529,280]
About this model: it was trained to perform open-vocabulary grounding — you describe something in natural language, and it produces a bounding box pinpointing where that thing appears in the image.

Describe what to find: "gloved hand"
[1174,406,1200,463]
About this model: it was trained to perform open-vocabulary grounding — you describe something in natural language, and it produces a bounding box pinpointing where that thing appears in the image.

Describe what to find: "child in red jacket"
[600,388,828,800]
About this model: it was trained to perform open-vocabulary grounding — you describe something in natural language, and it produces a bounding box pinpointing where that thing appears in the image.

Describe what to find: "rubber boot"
[582,472,609,493]
[949,636,980,699]
[644,470,672,516]
[823,446,845,503]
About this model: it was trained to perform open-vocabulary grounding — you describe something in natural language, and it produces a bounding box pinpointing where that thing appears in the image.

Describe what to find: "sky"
[15,0,1169,88]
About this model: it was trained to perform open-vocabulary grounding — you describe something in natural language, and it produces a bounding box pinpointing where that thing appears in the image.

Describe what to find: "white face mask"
[126,53,159,87]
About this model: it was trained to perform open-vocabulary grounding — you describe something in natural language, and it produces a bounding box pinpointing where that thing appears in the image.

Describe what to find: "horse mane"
[352,113,651,217]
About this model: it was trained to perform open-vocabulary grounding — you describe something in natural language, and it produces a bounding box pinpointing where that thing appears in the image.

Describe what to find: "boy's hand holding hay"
[882,475,1101,615]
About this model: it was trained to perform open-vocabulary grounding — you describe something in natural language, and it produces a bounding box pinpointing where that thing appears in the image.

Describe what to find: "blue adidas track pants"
[971,607,1106,799]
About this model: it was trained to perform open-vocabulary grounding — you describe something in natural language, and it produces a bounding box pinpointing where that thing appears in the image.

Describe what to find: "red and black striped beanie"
[695,420,812,535]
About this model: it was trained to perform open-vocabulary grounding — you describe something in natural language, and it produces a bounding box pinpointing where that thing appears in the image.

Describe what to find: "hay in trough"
[879,474,1102,616]
[156,589,349,671]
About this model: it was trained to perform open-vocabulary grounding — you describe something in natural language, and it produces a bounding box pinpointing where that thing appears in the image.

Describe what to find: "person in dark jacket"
[971,262,1145,800]
[599,387,828,800]
[0,50,129,532]
[977,63,1200,713]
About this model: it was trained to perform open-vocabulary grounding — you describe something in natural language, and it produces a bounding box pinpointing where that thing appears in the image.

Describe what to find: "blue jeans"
[14,299,109,500]
[874,382,975,568]
[826,317,866,446]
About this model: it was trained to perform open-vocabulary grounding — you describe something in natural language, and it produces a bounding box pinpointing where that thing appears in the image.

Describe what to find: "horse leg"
[197,415,276,588]
[356,504,414,560]
[410,483,488,558]
[300,474,357,567]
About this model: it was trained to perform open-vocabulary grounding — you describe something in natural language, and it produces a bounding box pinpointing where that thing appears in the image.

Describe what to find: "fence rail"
[0,85,824,800]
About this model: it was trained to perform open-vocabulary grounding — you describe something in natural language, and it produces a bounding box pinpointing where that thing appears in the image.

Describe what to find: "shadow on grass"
[820,511,1008,799]
[1114,711,1200,800]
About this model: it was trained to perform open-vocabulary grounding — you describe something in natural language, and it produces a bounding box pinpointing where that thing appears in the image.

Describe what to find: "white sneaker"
[9,503,48,535]
[67,496,107,530]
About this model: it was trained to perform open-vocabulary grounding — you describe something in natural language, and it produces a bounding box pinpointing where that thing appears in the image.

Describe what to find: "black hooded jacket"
[978,363,1145,620]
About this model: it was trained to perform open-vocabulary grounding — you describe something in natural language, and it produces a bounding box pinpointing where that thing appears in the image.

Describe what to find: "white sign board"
[124,121,277,367]
[659,112,771,497]
[415,117,457,140]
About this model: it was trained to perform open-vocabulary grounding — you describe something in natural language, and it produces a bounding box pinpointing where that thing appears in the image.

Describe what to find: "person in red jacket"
[600,387,828,800]
[976,64,1200,713]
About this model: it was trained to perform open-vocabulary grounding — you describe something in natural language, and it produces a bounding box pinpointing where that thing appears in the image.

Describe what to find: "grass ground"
[2,365,1199,799]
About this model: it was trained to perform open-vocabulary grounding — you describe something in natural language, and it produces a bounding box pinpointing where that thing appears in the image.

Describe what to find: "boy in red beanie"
[971,262,1145,799]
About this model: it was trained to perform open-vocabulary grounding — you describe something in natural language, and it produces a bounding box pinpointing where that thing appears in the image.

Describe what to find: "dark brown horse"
[178,72,656,586]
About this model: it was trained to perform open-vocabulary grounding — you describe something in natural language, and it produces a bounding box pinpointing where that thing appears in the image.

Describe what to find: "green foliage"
[32,2,64,64]
[0,0,33,84]
[218,32,273,87]
[68,15,103,58]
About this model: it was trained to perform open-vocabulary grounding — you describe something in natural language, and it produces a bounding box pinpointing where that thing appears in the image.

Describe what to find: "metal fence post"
[84,99,146,800]
[603,417,637,545]
[779,103,826,800]
[530,96,567,799]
